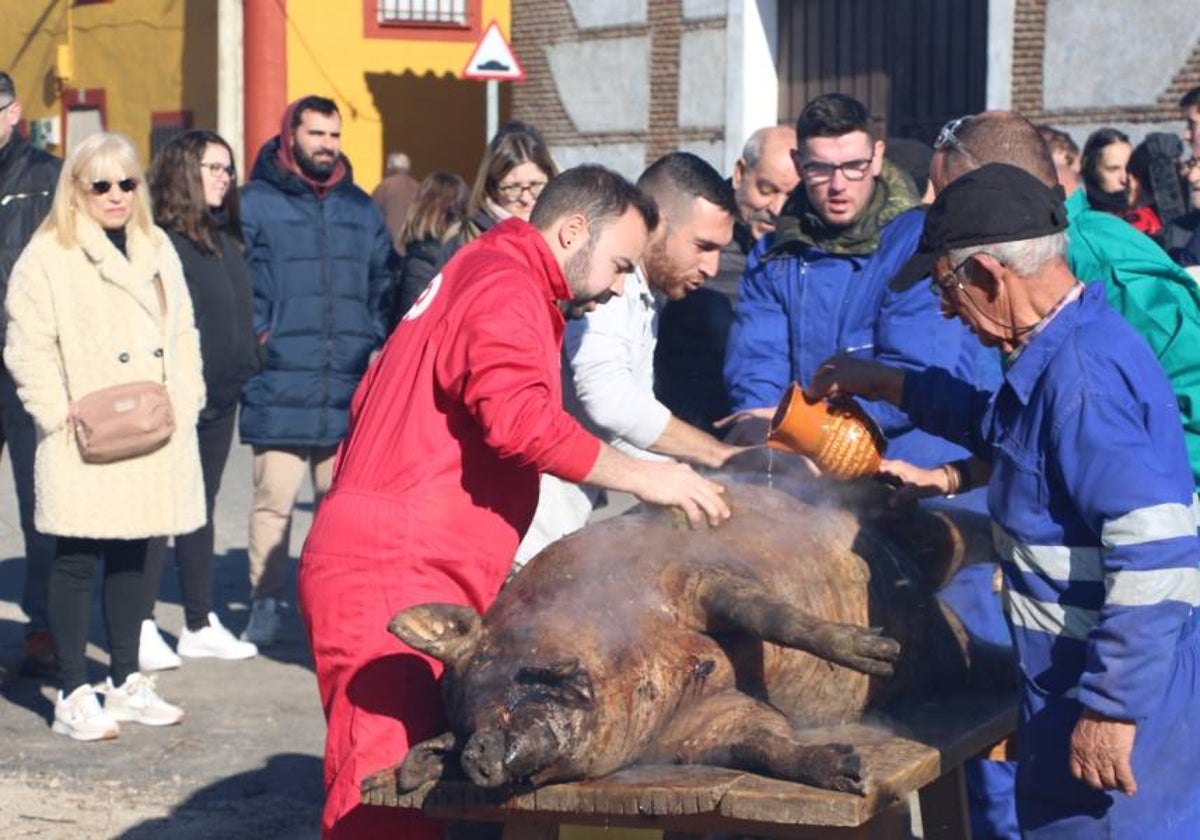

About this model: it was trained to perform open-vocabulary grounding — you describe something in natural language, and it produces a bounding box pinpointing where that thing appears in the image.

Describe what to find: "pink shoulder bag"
[70,275,176,464]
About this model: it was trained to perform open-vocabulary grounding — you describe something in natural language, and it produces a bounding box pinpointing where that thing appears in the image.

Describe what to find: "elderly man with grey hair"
[370,148,418,251]
[808,163,1200,838]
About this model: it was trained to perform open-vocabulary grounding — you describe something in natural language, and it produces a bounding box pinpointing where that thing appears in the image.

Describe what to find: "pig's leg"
[398,731,464,791]
[698,573,900,676]
[645,690,866,794]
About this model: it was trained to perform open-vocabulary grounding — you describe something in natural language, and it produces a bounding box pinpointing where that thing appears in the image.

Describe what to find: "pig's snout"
[461,722,561,787]
[502,721,559,780]
[462,730,509,787]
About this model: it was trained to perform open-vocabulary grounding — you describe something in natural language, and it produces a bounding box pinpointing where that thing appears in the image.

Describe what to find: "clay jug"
[766,382,886,480]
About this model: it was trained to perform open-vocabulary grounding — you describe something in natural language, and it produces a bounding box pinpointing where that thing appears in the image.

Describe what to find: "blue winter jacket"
[238,138,394,447]
[724,206,999,467]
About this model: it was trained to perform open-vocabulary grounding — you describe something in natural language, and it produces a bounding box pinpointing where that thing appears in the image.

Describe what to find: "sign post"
[462,22,526,143]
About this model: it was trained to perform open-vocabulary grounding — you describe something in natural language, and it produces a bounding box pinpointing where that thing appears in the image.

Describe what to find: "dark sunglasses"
[87,178,139,196]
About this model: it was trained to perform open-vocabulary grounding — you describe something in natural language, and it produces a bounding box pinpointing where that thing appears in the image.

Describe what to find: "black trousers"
[50,537,149,693]
[143,407,236,631]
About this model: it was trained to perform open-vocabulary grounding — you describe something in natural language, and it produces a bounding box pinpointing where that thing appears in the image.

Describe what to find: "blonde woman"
[5,132,205,740]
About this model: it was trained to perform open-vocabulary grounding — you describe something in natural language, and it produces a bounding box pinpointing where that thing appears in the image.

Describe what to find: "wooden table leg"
[501,821,559,840]
[918,765,972,840]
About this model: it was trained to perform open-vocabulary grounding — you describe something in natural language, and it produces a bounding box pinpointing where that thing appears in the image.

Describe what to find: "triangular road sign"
[462,21,525,82]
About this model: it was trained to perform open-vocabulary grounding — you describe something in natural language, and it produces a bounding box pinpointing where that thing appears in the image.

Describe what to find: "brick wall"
[1010,0,1046,115]
[646,0,682,163]
[510,0,578,146]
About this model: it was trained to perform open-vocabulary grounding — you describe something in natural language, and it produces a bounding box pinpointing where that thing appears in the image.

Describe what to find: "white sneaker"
[139,620,181,672]
[241,597,280,647]
[52,684,120,741]
[178,613,258,660]
[103,673,184,727]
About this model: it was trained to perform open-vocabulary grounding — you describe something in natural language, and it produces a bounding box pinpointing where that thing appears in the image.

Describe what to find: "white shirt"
[562,267,671,461]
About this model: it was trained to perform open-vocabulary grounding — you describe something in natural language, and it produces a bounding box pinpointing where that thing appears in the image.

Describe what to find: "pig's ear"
[389,604,483,664]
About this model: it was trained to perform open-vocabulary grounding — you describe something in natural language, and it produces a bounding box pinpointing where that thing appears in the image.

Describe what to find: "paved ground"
[0,440,326,839]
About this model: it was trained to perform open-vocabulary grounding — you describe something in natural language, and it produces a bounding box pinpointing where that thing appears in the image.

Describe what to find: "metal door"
[777,0,988,142]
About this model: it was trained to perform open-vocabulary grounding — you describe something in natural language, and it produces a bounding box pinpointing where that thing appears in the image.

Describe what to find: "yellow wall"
[0,1,216,165]
[283,0,513,190]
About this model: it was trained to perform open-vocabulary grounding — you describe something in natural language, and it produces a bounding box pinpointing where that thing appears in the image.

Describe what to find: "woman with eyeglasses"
[5,132,205,740]
[466,120,558,234]
[386,123,557,325]
[137,130,260,670]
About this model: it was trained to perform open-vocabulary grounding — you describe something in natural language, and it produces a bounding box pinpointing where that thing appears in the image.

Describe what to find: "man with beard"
[238,95,394,648]
[515,153,742,566]
[655,127,800,435]
[297,164,731,839]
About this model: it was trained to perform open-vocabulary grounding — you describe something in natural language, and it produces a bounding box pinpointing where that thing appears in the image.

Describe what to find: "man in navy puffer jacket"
[238,95,393,646]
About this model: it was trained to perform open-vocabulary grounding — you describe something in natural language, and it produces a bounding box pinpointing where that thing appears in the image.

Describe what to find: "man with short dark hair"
[517,152,742,565]
[299,164,730,838]
[0,70,60,678]
[654,128,802,435]
[238,95,394,648]
[724,93,990,470]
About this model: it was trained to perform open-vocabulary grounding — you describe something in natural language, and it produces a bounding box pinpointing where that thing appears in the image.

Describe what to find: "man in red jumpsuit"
[299,165,733,839]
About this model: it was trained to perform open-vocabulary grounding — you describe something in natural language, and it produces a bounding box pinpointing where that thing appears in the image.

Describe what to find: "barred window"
[377,0,467,26]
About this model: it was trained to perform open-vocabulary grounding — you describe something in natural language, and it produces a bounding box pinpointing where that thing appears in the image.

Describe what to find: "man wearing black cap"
[810,163,1200,838]
[928,111,1200,494]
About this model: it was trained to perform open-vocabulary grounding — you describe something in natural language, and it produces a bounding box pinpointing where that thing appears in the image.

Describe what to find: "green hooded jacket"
[1066,188,1200,490]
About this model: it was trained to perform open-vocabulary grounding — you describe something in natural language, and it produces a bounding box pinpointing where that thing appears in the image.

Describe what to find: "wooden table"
[362,691,1016,839]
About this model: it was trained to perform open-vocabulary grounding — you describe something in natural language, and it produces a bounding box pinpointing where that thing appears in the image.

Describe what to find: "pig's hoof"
[810,743,866,795]
[821,625,901,677]
[399,732,460,791]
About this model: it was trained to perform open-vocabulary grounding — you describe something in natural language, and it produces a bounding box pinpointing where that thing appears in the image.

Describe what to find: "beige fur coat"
[5,216,206,539]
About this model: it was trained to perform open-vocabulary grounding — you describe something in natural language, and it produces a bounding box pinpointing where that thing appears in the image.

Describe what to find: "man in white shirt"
[515,153,741,567]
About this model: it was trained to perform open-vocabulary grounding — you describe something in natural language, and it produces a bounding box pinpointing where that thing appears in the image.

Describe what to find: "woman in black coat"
[391,171,469,326]
[140,129,260,668]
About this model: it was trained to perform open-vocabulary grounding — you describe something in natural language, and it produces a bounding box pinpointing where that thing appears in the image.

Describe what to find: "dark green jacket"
[1066,188,1200,489]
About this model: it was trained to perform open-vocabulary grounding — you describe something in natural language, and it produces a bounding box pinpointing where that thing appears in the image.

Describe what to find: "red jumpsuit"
[298,220,601,839]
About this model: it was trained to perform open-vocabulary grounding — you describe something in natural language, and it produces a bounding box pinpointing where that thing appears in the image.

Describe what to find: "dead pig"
[390,477,996,796]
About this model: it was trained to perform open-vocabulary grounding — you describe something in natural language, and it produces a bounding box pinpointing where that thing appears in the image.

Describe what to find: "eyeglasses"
[200,162,235,177]
[85,178,139,196]
[799,155,875,185]
[930,252,989,299]
[495,180,547,202]
[0,100,13,114]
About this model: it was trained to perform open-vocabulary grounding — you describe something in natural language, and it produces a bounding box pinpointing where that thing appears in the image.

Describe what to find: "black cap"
[889,162,1068,291]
